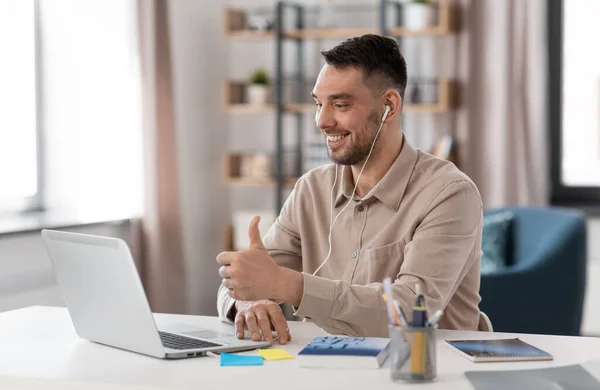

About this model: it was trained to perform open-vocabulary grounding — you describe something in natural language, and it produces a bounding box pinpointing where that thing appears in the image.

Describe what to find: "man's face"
[312,65,381,166]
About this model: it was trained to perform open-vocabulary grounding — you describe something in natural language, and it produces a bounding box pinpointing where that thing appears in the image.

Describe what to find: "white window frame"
[0,0,44,214]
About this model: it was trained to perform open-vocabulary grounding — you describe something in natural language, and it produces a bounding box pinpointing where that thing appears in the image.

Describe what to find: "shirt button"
[351,252,357,258]
[357,205,365,212]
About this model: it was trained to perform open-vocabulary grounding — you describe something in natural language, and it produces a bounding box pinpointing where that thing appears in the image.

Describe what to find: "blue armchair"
[479,207,587,336]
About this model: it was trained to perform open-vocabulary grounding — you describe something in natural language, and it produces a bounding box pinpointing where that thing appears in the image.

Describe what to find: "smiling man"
[216,34,484,343]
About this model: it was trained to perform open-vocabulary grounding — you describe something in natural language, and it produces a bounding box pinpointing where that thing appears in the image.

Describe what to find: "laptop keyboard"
[158,331,222,350]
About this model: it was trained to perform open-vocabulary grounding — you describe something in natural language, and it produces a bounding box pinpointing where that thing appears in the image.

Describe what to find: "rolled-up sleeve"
[294,179,483,336]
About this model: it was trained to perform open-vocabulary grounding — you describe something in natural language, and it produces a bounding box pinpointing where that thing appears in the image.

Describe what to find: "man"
[216,34,483,344]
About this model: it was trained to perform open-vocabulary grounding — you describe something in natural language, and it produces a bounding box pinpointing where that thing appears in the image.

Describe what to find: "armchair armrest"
[480,220,586,335]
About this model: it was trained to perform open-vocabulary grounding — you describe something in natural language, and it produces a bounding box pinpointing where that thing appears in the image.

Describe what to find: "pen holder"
[388,325,437,382]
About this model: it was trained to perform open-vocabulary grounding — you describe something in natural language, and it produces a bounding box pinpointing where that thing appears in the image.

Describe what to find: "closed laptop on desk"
[41,229,270,359]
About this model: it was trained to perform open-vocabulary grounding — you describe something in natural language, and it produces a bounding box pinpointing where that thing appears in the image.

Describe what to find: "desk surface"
[1,306,600,389]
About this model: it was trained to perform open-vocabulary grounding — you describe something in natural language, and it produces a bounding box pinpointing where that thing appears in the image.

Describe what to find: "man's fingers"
[244,311,261,342]
[255,310,273,343]
[222,278,233,290]
[234,314,246,339]
[218,265,231,278]
[267,306,289,345]
[216,251,236,266]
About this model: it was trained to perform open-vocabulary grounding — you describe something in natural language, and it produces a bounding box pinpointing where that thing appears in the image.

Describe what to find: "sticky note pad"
[257,349,294,361]
[220,353,263,366]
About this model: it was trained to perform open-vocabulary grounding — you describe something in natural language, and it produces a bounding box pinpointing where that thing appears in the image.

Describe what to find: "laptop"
[41,229,271,359]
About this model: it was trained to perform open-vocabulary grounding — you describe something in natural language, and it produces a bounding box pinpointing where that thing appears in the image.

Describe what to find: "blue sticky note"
[220,353,263,367]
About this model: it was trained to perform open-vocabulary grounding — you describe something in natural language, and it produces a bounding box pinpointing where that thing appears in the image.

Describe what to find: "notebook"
[297,336,391,369]
[445,338,553,363]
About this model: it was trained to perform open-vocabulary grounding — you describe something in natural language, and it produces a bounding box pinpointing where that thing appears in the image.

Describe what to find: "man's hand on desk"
[216,216,303,306]
[233,300,291,344]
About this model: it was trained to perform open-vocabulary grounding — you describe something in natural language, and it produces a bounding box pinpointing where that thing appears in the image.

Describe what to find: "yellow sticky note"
[257,349,294,361]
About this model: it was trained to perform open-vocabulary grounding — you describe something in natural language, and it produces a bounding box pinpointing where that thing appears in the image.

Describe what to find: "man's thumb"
[248,216,265,249]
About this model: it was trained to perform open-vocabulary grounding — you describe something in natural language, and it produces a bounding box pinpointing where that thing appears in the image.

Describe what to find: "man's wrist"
[274,266,304,307]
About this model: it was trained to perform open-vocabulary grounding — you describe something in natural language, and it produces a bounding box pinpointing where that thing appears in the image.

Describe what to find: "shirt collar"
[334,134,418,211]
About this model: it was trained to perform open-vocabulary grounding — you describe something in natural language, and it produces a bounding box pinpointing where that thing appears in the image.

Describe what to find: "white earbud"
[382,105,390,123]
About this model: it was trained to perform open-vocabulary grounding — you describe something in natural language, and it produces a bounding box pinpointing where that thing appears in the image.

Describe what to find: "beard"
[326,109,381,166]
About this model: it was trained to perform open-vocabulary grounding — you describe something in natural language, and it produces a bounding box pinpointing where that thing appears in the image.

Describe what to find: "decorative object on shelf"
[408,78,422,104]
[247,68,270,105]
[239,153,272,179]
[404,0,433,30]
[405,77,440,105]
[246,14,273,32]
[252,153,271,178]
[422,77,439,104]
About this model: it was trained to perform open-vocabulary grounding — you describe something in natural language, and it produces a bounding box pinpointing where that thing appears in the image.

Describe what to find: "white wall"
[168,0,231,315]
[0,223,130,313]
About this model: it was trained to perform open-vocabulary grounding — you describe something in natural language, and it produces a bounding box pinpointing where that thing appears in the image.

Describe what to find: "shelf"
[223,153,298,187]
[226,103,315,115]
[285,28,377,40]
[388,2,458,36]
[224,2,457,40]
[225,79,456,114]
[225,177,299,186]
[223,81,316,114]
[227,104,276,114]
[225,30,274,40]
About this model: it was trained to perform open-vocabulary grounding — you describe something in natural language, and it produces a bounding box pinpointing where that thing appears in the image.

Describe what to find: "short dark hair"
[320,34,408,100]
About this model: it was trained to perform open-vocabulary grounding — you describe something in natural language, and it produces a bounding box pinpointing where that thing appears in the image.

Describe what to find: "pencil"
[381,293,400,326]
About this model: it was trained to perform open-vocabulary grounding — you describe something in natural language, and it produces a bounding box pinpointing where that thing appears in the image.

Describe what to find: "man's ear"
[381,89,402,122]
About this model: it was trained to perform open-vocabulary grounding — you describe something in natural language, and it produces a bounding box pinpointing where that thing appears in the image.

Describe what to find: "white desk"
[1,306,600,389]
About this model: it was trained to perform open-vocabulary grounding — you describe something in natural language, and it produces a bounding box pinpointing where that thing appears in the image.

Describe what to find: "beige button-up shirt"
[218,135,483,337]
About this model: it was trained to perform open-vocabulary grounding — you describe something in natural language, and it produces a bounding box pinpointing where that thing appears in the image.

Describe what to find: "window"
[550,0,600,204]
[0,0,41,213]
[0,0,143,220]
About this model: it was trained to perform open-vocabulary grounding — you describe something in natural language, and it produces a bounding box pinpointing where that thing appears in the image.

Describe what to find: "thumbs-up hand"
[216,216,282,302]
[247,215,266,250]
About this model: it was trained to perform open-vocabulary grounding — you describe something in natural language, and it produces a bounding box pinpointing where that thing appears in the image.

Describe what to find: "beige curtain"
[461,0,549,208]
[129,0,186,314]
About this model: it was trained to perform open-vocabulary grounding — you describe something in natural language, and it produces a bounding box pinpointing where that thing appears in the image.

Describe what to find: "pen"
[410,283,427,379]
[412,283,427,327]
[381,278,410,343]
[426,310,444,327]
[381,293,400,326]
[381,278,397,326]
[392,299,409,329]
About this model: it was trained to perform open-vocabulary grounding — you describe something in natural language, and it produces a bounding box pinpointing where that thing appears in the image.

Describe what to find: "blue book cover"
[297,336,391,368]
